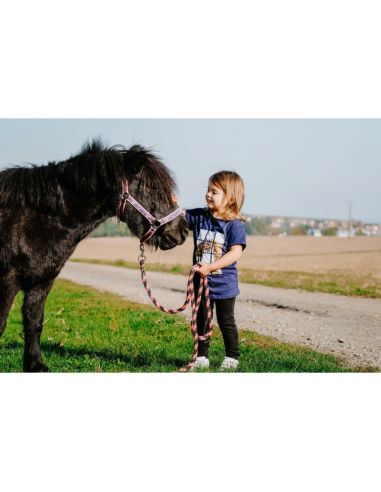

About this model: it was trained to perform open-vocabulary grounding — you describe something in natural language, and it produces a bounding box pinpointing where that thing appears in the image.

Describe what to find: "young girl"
[185,171,246,370]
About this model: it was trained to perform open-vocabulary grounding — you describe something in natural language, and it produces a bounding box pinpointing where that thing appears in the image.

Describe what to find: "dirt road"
[59,261,381,369]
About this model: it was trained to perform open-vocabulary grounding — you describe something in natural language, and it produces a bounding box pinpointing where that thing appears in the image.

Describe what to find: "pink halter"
[117,179,183,243]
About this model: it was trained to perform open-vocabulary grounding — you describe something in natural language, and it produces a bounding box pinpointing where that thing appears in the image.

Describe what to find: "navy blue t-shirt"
[185,208,246,299]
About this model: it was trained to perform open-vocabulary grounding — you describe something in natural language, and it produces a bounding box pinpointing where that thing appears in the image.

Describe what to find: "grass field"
[0,279,369,373]
[71,236,381,298]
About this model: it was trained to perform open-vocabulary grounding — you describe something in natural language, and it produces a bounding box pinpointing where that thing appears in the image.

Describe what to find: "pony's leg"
[22,280,54,372]
[0,280,19,337]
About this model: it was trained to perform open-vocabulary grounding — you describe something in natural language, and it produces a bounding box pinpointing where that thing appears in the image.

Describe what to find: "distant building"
[337,229,356,238]
[244,214,380,236]
[307,228,322,237]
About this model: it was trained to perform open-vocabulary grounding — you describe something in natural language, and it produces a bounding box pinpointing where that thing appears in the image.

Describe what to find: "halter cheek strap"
[117,179,183,243]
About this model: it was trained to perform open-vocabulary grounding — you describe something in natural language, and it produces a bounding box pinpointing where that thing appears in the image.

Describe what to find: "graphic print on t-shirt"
[195,229,225,275]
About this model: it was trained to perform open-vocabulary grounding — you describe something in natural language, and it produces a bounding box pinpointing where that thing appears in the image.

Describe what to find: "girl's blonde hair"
[209,171,246,221]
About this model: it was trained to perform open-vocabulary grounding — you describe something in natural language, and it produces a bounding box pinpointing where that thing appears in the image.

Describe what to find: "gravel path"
[60,262,381,369]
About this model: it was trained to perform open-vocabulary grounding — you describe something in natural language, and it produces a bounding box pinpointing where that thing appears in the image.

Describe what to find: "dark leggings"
[197,296,239,360]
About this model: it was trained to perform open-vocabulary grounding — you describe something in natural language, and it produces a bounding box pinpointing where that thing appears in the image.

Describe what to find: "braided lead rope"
[138,246,214,372]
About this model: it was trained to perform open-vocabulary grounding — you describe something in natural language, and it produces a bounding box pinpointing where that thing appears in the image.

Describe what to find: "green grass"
[239,269,381,298]
[70,258,381,298]
[0,279,374,373]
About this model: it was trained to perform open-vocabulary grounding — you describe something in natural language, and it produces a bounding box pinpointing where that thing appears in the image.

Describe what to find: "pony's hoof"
[24,360,49,373]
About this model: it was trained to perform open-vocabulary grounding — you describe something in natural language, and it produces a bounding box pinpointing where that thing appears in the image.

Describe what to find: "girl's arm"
[195,245,243,276]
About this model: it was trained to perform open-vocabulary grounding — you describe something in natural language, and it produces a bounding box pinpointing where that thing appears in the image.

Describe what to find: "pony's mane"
[132,147,177,205]
[0,139,176,213]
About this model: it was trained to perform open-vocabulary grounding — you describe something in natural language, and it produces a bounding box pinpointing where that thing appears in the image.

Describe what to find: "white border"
[0,1,381,117]
[1,1,381,491]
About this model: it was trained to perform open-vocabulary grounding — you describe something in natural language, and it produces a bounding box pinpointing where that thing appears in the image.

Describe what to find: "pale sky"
[0,119,380,223]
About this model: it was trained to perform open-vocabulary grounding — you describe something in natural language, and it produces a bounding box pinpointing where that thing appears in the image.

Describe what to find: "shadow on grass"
[1,338,361,373]
[0,340,187,372]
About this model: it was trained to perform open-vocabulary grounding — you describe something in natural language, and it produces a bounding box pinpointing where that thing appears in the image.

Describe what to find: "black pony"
[0,140,188,372]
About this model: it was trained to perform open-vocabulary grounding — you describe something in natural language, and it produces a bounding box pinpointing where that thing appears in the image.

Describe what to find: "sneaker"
[220,356,239,371]
[192,356,210,370]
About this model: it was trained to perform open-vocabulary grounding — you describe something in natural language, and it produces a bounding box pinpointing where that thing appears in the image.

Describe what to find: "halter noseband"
[117,179,183,243]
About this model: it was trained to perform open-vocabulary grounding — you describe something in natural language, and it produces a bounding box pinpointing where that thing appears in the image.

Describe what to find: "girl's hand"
[171,192,179,204]
[194,263,211,276]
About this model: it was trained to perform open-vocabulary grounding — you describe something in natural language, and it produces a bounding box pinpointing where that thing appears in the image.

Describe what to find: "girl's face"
[205,182,226,214]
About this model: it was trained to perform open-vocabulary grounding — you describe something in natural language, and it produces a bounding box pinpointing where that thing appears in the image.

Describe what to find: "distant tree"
[290,226,308,236]
[245,217,272,235]
[278,221,291,235]
[322,227,337,236]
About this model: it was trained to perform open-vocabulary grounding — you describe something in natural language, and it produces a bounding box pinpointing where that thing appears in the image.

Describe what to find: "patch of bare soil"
[71,236,381,279]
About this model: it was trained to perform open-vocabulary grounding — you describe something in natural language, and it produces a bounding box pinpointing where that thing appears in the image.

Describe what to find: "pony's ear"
[124,145,147,175]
